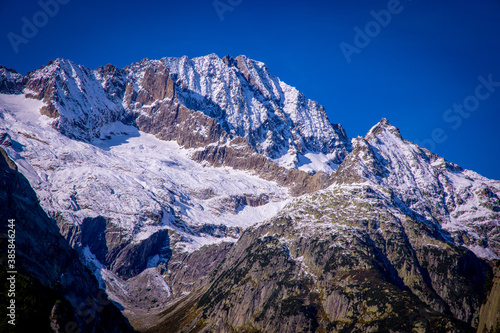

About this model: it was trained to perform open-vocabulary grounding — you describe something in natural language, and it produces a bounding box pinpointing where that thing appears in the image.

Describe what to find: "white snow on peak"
[348,118,500,259]
[125,54,350,173]
[13,54,351,174]
[24,59,124,141]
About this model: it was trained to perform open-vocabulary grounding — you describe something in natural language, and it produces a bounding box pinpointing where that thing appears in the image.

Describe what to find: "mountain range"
[0,54,499,333]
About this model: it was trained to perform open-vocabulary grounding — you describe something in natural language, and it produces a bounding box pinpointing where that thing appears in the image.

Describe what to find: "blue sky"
[1,0,499,180]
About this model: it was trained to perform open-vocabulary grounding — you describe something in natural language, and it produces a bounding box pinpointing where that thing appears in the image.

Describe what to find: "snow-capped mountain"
[122,54,350,171]
[1,54,499,332]
[17,55,350,175]
[0,54,352,286]
[336,118,500,260]
[22,59,125,141]
[0,92,289,278]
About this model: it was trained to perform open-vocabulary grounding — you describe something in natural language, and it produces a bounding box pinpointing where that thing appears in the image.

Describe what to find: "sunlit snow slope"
[0,92,289,257]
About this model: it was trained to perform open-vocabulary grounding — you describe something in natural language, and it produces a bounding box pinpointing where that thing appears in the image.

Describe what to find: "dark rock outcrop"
[190,136,332,196]
[0,66,24,94]
[109,241,233,332]
[477,263,500,333]
[110,229,171,280]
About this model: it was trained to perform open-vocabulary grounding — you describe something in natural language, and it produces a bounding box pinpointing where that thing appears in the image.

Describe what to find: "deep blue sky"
[1,0,499,180]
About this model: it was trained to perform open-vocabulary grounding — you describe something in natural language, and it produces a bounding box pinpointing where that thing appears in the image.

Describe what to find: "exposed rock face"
[57,215,171,280]
[103,241,233,332]
[23,59,124,141]
[0,66,24,94]
[166,242,233,300]
[0,148,135,332]
[110,229,171,279]
[16,55,351,171]
[155,54,351,166]
[133,92,228,149]
[477,263,500,332]
[190,135,332,196]
[147,217,485,332]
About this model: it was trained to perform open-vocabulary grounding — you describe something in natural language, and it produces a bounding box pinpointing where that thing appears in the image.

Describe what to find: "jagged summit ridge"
[121,53,350,171]
[336,117,500,260]
[23,58,124,141]
[9,54,350,174]
[0,65,24,94]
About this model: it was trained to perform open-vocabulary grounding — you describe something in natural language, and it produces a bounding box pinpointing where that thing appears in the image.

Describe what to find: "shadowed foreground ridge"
[0,147,135,332]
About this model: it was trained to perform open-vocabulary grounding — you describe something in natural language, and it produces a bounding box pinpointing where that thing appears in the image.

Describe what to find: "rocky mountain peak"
[121,54,352,171]
[3,54,351,173]
[332,117,500,262]
[222,54,237,67]
[0,65,24,94]
[22,59,124,141]
[366,117,403,141]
